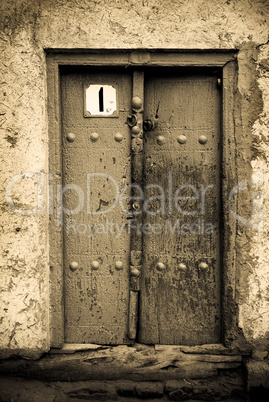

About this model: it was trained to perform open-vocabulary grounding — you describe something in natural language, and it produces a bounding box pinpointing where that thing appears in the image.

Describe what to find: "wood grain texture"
[61,69,132,344]
[129,71,144,292]
[47,51,236,67]
[48,58,65,347]
[0,344,242,382]
[139,71,222,345]
[128,290,139,340]
[58,63,232,347]
[222,61,238,345]
[128,71,144,339]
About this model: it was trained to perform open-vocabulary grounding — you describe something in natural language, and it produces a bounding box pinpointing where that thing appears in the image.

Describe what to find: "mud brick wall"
[0,0,269,363]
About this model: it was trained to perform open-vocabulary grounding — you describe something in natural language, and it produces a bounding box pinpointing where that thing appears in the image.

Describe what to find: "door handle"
[143,119,153,131]
[143,117,158,131]
[143,101,160,131]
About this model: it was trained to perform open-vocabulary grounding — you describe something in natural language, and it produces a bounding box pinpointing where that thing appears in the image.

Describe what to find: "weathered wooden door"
[61,67,221,345]
[139,70,221,344]
[62,68,132,344]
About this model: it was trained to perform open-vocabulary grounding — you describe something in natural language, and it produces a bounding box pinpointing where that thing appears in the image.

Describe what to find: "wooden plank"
[47,56,64,348]
[128,71,144,339]
[139,71,222,345]
[61,69,132,344]
[222,61,238,346]
[0,344,242,382]
[46,51,236,67]
[149,52,237,66]
[128,291,139,340]
[179,343,246,355]
[50,344,106,353]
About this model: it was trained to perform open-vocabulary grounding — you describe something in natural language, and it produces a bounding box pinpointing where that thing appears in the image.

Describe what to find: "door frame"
[47,50,238,349]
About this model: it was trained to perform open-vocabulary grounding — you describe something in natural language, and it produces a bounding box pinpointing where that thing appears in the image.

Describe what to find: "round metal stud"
[198,135,208,144]
[90,132,99,142]
[69,261,79,271]
[91,260,100,270]
[131,125,141,135]
[178,262,187,270]
[131,96,143,110]
[157,135,165,145]
[114,132,123,142]
[130,267,140,277]
[115,261,123,270]
[177,135,187,144]
[199,262,209,271]
[66,132,75,142]
[156,262,166,271]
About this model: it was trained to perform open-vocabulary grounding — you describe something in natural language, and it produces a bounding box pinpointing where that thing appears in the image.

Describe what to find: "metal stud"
[115,261,123,270]
[177,135,187,144]
[90,132,99,142]
[66,132,75,142]
[198,135,208,144]
[178,262,187,270]
[199,262,209,271]
[114,132,123,142]
[69,261,79,271]
[130,267,140,277]
[131,96,143,110]
[156,262,165,271]
[157,135,165,145]
[91,260,100,270]
[131,125,140,135]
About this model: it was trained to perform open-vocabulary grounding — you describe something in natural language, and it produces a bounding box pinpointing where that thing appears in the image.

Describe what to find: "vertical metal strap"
[128,71,144,340]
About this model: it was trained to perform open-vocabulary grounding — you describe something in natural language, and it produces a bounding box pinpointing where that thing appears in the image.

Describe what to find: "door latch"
[143,117,158,131]
[127,114,137,128]
[143,119,153,131]
[143,101,159,131]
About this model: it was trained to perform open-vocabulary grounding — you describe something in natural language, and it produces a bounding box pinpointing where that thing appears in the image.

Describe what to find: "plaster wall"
[0,0,269,359]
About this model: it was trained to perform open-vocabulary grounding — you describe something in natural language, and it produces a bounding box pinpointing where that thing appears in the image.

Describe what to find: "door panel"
[61,68,222,345]
[139,72,221,344]
[61,69,132,344]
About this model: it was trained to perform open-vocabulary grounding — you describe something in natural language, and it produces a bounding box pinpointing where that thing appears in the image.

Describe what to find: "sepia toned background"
[0,1,268,390]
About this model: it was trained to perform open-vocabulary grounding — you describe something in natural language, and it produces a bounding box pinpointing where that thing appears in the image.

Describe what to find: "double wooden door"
[61,67,221,345]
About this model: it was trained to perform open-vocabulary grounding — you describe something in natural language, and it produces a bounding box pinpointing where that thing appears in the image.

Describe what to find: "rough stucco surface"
[238,41,269,351]
[0,0,269,358]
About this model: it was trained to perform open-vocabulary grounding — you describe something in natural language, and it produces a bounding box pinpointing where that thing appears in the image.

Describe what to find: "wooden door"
[139,70,221,344]
[61,68,132,344]
[61,67,221,345]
